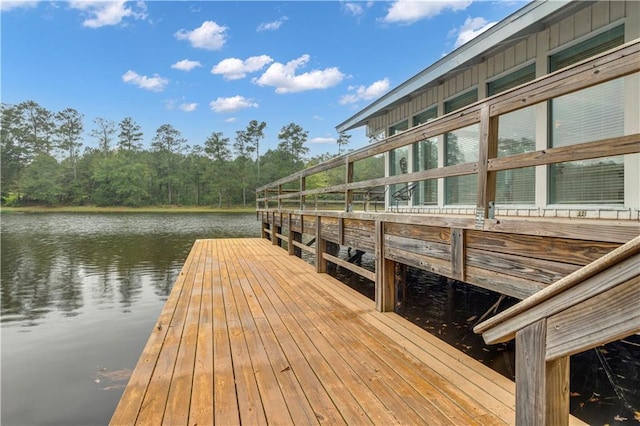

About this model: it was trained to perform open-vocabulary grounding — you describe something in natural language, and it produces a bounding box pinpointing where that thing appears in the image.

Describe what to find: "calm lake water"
[2,212,638,425]
[1,212,260,426]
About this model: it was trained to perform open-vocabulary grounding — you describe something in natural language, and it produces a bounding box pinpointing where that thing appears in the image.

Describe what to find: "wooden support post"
[278,184,283,210]
[287,213,294,255]
[338,217,344,246]
[515,319,569,426]
[375,220,395,312]
[345,159,354,211]
[451,228,465,281]
[315,216,327,273]
[516,320,546,426]
[545,356,570,426]
[476,106,499,228]
[261,219,268,239]
[300,176,306,210]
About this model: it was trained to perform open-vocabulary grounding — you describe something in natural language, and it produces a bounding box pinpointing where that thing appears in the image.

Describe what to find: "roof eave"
[335,0,573,134]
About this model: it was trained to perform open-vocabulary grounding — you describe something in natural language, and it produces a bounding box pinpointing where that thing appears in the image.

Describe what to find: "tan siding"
[527,34,537,61]
[504,46,515,70]
[515,40,527,65]
[559,15,574,45]
[574,7,592,38]
[592,1,610,29]
[463,69,472,90]
[549,22,560,50]
[610,0,625,21]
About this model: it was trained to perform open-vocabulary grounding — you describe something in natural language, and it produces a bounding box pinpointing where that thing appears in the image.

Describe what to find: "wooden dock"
[110,238,586,425]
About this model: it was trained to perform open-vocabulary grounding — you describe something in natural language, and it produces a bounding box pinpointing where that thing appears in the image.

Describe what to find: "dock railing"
[474,235,640,426]
[256,39,640,223]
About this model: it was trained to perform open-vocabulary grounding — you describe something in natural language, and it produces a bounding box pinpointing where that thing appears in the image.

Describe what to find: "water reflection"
[1,212,260,426]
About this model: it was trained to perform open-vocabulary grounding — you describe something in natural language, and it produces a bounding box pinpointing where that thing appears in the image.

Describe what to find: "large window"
[412,107,438,205]
[389,120,408,136]
[489,64,537,204]
[390,146,410,207]
[445,90,478,205]
[548,25,625,205]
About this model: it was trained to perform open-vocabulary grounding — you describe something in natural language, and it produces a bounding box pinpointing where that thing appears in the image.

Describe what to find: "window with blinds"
[390,146,410,206]
[412,107,438,205]
[389,120,408,136]
[489,65,537,204]
[548,25,625,205]
[445,90,479,205]
[488,64,536,97]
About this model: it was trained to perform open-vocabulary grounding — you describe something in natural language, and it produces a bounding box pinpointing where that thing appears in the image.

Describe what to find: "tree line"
[1,100,355,208]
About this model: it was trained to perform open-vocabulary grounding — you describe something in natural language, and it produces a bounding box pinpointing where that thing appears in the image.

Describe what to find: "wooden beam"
[322,253,376,282]
[476,106,499,224]
[545,276,640,361]
[487,133,640,172]
[315,216,327,273]
[375,220,395,312]
[451,228,465,281]
[515,320,546,426]
[291,240,315,254]
[345,159,354,211]
[545,357,569,426]
[475,236,640,340]
[287,213,294,256]
[300,176,306,210]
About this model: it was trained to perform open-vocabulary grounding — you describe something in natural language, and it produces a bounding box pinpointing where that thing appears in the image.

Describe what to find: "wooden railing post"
[300,176,306,210]
[278,184,283,210]
[375,220,395,312]
[345,158,354,211]
[476,105,499,228]
[515,319,569,426]
[315,216,327,273]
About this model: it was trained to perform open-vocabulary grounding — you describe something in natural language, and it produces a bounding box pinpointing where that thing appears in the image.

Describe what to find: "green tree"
[20,153,63,205]
[151,124,186,204]
[1,103,26,192]
[336,131,351,155]
[233,129,255,207]
[90,117,116,155]
[92,154,150,206]
[118,116,143,152]
[55,108,84,179]
[204,131,231,208]
[277,122,309,168]
[17,100,56,156]
[243,120,266,180]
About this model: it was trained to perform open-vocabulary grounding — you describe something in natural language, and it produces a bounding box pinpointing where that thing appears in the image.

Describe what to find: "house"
[336,0,639,216]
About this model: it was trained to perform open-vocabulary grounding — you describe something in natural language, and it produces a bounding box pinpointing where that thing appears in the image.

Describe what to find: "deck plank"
[112,238,541,426]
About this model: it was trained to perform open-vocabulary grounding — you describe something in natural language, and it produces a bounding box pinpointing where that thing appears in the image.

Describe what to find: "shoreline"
[0,205,256,214]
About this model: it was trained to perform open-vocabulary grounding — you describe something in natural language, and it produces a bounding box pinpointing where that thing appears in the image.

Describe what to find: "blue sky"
[1,0,527,157]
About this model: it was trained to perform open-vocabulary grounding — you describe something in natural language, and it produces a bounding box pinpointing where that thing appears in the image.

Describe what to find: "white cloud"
[211,55,273,80]
[382,0,471,24]
[342,2,364,17]
[171,59,202,72]
[257,16,288,32]
[179,103,198,112]
[454,16,496,48]
[69,0,148,28]
[175,20,227,50]
[122,70,168,92]
[253,54,344,94]
[309,137,336,144]
[209,96,258,113]
[1,0,39,12]
[339,78,390,105]
[225,117,237,123]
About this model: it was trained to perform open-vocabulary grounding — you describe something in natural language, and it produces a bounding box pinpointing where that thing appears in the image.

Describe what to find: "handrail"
[257,39,640,209]
[474,235,640,343]
[473,235,640,426]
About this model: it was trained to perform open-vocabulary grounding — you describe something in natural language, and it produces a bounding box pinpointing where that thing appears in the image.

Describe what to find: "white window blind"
[548,25,625,205]
[497,107,536,204]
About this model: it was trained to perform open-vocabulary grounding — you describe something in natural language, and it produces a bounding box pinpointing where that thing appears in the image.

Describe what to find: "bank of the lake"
[1,205,256,214]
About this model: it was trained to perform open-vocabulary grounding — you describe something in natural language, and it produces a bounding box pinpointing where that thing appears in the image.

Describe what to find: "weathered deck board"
[111,238,586,425]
